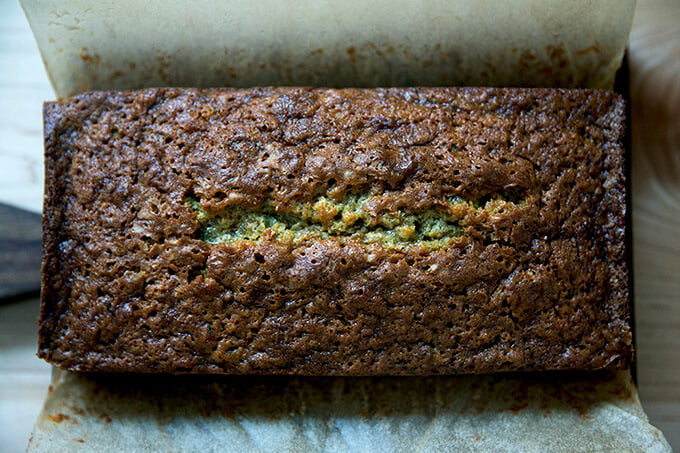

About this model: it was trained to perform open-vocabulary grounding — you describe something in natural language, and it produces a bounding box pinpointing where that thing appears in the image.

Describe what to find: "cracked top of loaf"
[40,87,631,375]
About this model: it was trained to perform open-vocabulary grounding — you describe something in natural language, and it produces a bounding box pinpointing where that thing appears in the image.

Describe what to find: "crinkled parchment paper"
[21,1,670,451]
[22,0,635,97]
[27,369,669,452]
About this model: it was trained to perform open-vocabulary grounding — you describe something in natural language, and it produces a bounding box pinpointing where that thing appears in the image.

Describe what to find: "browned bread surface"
[40,87,631,374]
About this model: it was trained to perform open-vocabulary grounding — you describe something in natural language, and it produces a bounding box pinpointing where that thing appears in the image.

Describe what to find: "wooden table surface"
[1,0,678,451]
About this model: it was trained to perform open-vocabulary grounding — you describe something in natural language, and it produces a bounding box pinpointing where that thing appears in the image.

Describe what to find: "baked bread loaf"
[40,87,632,375]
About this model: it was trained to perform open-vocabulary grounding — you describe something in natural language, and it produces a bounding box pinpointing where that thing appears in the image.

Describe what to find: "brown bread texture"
[40,87,632,375]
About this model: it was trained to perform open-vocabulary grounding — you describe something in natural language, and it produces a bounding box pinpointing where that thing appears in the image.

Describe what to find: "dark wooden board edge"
[0,203,42,302]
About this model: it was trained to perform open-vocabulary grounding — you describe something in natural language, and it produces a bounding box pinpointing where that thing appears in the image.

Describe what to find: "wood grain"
[0,2,63,450]
[630,0,680,447]
[0,0,53,214]
[0,298,51,453]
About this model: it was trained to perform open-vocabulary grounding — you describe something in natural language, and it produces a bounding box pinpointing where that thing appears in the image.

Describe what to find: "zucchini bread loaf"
[40,87,632,374]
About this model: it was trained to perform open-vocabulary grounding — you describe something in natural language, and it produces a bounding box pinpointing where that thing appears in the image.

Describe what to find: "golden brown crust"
[40,87,631,375]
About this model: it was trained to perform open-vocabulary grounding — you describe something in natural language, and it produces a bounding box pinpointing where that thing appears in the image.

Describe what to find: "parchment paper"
[21,0,635,97]
[27,368,670,452]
